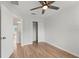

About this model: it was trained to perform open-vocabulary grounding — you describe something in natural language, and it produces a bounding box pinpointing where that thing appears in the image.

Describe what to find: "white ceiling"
[2,1,79,18]
[18,1,79,18]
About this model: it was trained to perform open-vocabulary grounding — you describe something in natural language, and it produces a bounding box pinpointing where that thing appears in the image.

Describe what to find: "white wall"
[1,4,15,57]
[22,15,45,45]
[44,3,79,57]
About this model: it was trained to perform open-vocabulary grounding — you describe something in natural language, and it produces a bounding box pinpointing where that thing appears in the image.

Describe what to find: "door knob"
[1,37,6,39]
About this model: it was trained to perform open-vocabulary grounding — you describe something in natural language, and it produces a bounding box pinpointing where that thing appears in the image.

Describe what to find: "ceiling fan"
[30,1,59,14]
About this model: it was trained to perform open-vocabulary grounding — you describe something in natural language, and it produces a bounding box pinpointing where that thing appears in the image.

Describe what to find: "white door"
[1,5,14,58]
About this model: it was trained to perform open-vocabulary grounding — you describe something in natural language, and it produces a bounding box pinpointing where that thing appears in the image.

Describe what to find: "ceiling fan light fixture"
[42,6,48,10]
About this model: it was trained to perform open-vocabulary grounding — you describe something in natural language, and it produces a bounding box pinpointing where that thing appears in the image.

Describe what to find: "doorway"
[33,21,38,45]
[13,17,23,46]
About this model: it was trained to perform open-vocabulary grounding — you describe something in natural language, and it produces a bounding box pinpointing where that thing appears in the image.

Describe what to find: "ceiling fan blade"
[42,9,45,14]
[30,6,42,11]
[39,1,44,6]
[48,5,59,10]
[47,1,55,5]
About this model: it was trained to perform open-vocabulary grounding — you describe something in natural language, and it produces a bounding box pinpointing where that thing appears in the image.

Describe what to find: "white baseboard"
[21,41,45,46]
[8,48,15,58]
[45,41,79,57]
[21,42,32,46]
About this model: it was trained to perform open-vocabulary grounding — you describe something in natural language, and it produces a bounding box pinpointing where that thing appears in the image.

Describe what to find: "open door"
[1,5,14,58]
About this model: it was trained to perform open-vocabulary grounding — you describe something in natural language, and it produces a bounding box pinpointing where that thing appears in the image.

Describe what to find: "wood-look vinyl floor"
[10,42,78,58]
